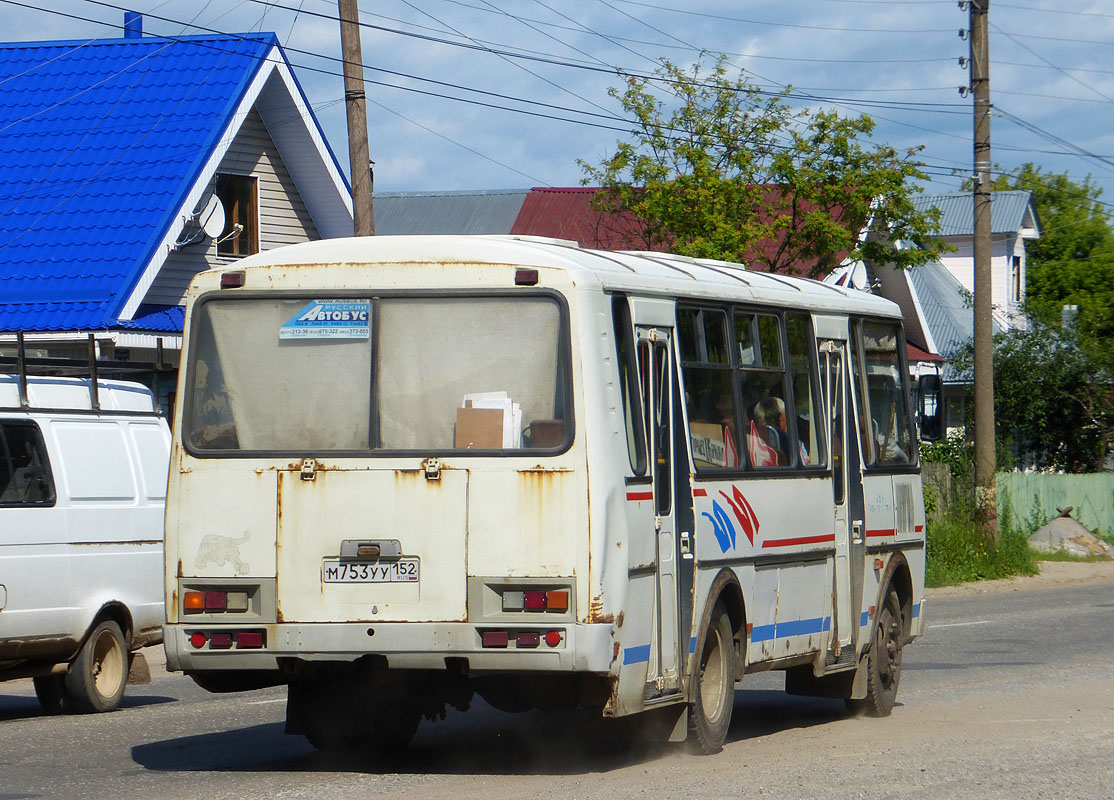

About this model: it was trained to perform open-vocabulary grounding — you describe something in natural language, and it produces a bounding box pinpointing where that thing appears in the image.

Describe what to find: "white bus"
[163,235,926,754]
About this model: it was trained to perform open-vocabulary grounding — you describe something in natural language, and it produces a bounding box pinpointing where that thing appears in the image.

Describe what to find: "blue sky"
[6,0,1113,201]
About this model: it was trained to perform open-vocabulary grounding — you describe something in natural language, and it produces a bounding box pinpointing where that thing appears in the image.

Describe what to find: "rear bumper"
[165,621,617,674]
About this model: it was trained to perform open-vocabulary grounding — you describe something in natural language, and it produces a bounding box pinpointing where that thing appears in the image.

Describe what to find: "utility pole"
[339,0,374,235]
[970,0,996,535]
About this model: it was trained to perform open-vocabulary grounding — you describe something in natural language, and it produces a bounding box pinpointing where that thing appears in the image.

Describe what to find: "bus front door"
[820,338,866,662]
[637,328,684,696]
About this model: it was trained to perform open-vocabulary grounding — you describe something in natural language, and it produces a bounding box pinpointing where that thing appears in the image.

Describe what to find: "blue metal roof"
[913,190,1037,237]
[908,259,1004,383]
[0,32,277,332]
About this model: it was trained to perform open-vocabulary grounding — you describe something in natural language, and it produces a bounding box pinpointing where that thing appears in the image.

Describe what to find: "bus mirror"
[918,375,942,441]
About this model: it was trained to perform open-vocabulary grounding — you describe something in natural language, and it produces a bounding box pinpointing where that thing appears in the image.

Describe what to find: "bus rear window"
[186,295,570,454]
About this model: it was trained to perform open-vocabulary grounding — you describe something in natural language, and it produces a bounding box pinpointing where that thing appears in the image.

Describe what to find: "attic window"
[215,174,259,258]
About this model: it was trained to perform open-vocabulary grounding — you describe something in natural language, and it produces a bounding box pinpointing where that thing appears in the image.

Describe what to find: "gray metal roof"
[373,189,528,235]
[913,190,1037,237]
[908,259,1004,383]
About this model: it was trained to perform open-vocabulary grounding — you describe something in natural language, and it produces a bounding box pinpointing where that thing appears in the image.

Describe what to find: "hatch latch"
[423,457,442,481]
[300,458,317,481]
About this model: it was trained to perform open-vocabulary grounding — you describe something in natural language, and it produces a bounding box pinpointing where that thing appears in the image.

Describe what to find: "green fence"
[998,472,1114,536]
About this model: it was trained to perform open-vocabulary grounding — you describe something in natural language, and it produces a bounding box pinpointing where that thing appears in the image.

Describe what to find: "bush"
[925,503,1037,587]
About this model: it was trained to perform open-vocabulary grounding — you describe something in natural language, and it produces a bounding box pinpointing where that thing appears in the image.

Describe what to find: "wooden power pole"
[339,0,374,235]
[970,0,996,535]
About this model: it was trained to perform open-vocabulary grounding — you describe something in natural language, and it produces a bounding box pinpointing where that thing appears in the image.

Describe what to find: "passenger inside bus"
[747,396,788,467]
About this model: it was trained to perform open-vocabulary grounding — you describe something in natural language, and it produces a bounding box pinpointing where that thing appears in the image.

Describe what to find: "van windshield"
[185,295,570,454]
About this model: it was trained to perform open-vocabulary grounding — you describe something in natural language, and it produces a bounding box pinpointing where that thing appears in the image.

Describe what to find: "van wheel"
[687,602,735,754]
[64,620,128,713]
[847,587,903,717]
[33,675,67,714]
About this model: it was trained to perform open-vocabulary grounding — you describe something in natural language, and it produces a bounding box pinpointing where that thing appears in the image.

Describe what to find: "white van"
[0,373,170,713]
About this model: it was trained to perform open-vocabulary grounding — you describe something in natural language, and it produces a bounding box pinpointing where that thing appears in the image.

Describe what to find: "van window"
[186,295,570,454]
[0,421,55,506]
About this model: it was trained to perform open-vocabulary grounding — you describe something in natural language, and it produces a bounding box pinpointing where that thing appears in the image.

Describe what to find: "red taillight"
[220,270,245,289]
[515,268,539,286]
[523,591,546,611]
[516,632,540,648]
[209,632,233,649]
[481,631,509,648]
[236,631,264,649]
[544,630,562,647]
[189,632,208,649]
[204,592,227,611]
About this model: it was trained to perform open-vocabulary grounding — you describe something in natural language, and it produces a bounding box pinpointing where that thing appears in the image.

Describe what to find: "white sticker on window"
[279,300,370,339]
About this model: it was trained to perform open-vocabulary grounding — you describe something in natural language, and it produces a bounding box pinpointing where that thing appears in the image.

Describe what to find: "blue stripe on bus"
[623,644,651,665]
[913,602,921,618]
[750,616,831,643]
[690,636,697,654]
[861,611,870,627]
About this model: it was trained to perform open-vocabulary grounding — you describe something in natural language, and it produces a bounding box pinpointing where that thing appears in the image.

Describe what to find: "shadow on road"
[130,688,856,776]
[0,693,176,722]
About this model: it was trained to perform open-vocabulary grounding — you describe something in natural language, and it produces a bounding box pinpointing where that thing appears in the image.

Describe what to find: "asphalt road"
[2,568,1113,800]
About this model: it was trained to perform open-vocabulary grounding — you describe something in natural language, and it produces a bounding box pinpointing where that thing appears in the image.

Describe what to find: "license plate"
[322,559,420,583]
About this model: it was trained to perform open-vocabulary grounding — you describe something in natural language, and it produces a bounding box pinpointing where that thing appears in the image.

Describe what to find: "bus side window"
[735,311,792,468]
[860,320,915,465]
[786,313,825,468]
[612,296,646,475]
[678,307,738,470]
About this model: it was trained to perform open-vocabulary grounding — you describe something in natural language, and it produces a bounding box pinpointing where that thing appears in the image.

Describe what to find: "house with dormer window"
[0,23,352,403]
[911,191,1040,330]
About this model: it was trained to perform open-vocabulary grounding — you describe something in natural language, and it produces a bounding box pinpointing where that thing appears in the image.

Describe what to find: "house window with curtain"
[215,174,259,258]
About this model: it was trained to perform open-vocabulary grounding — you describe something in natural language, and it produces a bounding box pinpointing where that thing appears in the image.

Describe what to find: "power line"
[991,21,1113,104]
[606,0,954,33]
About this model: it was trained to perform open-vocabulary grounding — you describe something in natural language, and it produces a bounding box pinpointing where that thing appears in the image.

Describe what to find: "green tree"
[578,56,942,278]
[991,164,1114,367]
[953,322,1114,472]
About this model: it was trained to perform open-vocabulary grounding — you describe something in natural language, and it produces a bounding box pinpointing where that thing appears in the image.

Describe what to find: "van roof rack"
[0,332,173,413]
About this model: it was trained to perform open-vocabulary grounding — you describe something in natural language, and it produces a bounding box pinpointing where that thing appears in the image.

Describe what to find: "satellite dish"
[197,194,226,239]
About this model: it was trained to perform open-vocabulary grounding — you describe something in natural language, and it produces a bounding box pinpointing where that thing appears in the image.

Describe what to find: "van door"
[635,327,688,695]
[819,338,866,661]
[0,419,70,658]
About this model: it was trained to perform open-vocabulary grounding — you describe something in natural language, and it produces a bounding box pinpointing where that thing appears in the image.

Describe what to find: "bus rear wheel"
[847,587,903,717]
[687,602,735,754]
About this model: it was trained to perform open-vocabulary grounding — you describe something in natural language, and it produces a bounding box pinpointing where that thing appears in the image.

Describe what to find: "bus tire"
[847,587,903,717]
[64,619,128,714]
[687,602,735,754]
[33,675,67,714]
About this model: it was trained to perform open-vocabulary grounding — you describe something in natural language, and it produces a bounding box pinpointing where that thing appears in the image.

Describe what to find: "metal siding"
[143,110,320,307]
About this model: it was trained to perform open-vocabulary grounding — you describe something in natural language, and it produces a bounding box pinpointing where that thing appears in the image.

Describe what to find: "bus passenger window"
[612,297,646,474]
[735,311,792,468]
[860,321,914,465]
[678,307,737,469]
[786,313,824,467]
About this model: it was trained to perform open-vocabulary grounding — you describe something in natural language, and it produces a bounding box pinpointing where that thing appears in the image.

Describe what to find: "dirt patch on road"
[927,559,1114,597]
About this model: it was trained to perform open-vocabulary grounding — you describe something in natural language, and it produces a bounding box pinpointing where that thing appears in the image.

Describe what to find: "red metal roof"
[907,342,943,362]
[510,187,670,251]
[509,186,857,277]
